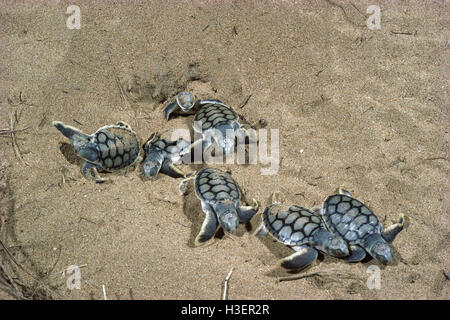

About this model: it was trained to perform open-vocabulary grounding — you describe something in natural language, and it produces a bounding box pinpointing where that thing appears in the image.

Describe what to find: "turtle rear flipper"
[338,188,352,196]
[82,162,106,183]
[53,121,89,141]
[381,213,405,243]
[253,222,268,236]
[195,203,219,246]
[160,160,186,178]
[279,245,318,270]
[237,199,260,222]
[344,245,367,262]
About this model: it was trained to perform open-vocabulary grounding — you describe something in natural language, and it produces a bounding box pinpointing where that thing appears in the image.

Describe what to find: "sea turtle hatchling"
[142,132,191,179]
[320,188,405,265]
[53,121,140,183]
[164,92,255,157]
[254,193,349,270]
[179,167,260,246]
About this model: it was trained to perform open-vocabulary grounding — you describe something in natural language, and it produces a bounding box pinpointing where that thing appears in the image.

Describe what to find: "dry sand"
[0,0,448,299]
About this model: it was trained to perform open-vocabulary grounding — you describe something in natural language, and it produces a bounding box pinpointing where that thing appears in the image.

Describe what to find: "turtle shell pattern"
[194,168,240,205]
[193,103,238,132]
[263,205,324,246]
[322,194,382,245]
[93,125,139,170]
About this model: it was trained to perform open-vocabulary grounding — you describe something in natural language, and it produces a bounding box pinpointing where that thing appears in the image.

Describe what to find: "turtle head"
[365,234,393,265]
[53,121,98,162]
[214,201,239,233]
[142,158,160,179]
[312,229,349,257]
[176,92,196,111]
[164,92,196,120]
[328,235,350,257]
[142,149,164,179]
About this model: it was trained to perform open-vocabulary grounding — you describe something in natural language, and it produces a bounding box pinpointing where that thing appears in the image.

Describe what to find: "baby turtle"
[320,188,405,265]
[164,92,255,157]
[180,167,260,246]
[53,121,140,183]
[142,132,191,179]
[254,193,349,270]
[163,91,222,120]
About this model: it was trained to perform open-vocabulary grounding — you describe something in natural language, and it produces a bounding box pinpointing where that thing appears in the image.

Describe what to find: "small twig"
[349,1,366,17]
[202,24,209,32]
[278,269,361,282]
[0,260,24,299]
[46,245,62,277]
[72,119,83,126]
[0,239,61,298]
[278,271,327,282]
[78,216,98,225]
[7,91,25,107]
[390,30,417,36]
[154,197,178,205]
[239,95,252,109]
[108,52,133,114]
[424,157,447,161]
[295,193,306,199]
[222,267,234,300]
[45,184,55,192]
[9,111,29,167]
[0,126,30,135]
[102,284,107,300]
[129,288,134,300]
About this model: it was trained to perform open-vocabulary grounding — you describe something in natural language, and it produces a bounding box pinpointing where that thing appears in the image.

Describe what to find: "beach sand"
[0,0,448,299]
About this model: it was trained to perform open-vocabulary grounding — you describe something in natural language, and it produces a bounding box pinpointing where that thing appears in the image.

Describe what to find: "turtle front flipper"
[179,173,196,195]
[195,202,219,246]
[82,162,106,183]
[338,188,352,197]
[160,160,186,178]
[164,100,179,120]
[279,245,318,270]
[381,213,405,243]
[345,245,367,262]
[115,121,131,129]
[237,199,260,222]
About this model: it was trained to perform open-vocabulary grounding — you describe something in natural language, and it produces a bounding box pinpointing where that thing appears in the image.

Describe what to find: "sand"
[0,0,448,300]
